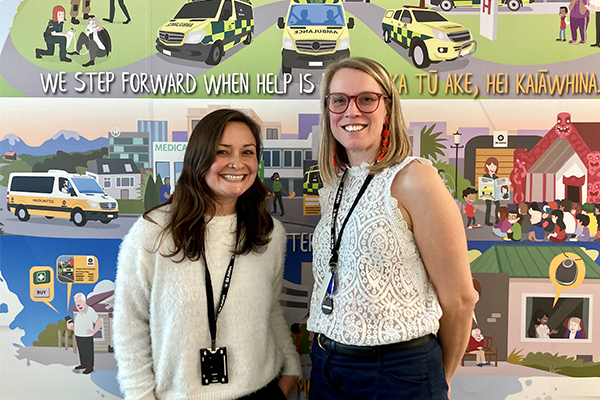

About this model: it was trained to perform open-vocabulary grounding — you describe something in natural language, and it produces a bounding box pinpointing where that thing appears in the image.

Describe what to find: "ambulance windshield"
[71,178,105,194]
[175,0,222,19]
[413,10,447,23]
[288,5,344,26]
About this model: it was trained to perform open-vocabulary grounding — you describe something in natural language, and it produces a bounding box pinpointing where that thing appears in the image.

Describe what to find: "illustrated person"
[548,209,568,243]
[61,179,69,194]
[159,177,171,204]
[462,187,481,229]
[559,199,576,236]
[527,202,545,241]
[270,172,288,217]
[35,5,75,63]
[324,9,337,25]
[504,209,522,242]
[103,0,131,24]
[70,0,92,25]
[467,328,489,367]
[307,57,478,400]
[582,202,597,236]
[565,316,584,339]
[500,185,509,200]
[558,6,569,41]
[66,293,103,375]
[483,157,500,226]
[568,0,590,44]
[113,109,301,399]
[492,206,511,238]
[296,9,311,24]
[574,213,590,241]
[67,16,111,67]
[536,312,559,338]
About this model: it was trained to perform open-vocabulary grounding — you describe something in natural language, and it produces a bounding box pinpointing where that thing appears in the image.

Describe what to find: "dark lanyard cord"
[329,169,375,270]
[202,241,237,351]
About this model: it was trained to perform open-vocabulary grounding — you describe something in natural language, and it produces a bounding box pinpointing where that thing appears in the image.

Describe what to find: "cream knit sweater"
[113,208,302,400]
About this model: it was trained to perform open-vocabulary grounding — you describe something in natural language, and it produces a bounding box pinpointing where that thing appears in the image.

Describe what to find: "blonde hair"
[568,317,582,331]
[318,57,412,185]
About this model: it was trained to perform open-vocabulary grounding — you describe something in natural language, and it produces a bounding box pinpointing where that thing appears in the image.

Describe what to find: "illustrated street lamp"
[451,131,464,199]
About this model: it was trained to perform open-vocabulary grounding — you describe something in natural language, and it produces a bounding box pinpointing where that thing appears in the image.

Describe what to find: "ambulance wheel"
[71,208,87,227]
[383,29,391,43]
[100,219,111,224]
[45,216,54,219]
[440,0,453,12]
[243,32,252,45]
[16,206,30,222]
[507,0,521,11]
[410,40,431,69]
[206,42,223,65]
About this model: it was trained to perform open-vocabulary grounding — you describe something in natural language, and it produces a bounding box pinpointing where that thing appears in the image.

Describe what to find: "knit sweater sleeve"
[113,215,161,400]
[269,221,303,379]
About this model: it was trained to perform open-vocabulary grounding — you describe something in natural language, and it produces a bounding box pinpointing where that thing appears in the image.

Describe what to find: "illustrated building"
[86,158,141,200]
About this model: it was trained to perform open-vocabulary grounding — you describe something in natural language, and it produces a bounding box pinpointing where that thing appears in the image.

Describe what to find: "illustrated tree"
[419,124,447,162]
[144,174,161,211]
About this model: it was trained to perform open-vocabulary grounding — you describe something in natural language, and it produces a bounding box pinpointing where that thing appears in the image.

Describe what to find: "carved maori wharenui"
[511,113,600,204]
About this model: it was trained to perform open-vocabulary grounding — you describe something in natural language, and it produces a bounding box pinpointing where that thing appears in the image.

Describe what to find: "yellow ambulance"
[381,5,476,69]
[277,0,354,74]
[431,0,534,12]
[156,0,254,65]
[7,170,119,227]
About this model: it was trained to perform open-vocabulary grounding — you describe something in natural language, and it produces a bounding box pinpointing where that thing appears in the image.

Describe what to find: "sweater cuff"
[281,354,303,380]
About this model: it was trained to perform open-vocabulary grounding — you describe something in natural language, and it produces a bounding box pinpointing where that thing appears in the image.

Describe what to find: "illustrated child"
[527,202,545,241]
[492,206,511,238]
[462,187,481,229]
[582,203,597,236]
[467,328,489,366]
[504,210,522,241]
[558,6,570,41]
[574,213,590,241]
[565,316,584,339]
[549,209,568,243]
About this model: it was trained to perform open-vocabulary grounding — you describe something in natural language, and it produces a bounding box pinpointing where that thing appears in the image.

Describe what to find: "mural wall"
[1,0,600,399]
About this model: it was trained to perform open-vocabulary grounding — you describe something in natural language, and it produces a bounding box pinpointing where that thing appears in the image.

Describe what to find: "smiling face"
[204,122,258,215]
[328,68,389,166]
[569,321,579,332]
[57,10,65,22]
[75,295,87,312]
[538,315,549,325]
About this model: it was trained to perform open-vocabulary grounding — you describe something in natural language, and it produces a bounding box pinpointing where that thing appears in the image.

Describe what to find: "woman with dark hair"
[308,57,477,400]
[483,157,500,226]
[549,209,568,243]
[113,109,301,399]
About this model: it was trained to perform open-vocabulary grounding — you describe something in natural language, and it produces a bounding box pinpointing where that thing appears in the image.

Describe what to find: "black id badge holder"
[200,346,228,385]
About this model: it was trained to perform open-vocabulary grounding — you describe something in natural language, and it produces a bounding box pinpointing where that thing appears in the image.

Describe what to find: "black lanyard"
[202,247,236,351]
[330,168,375,271]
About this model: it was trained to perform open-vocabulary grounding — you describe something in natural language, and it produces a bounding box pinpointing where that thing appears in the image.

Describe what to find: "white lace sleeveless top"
[307,157,442,346]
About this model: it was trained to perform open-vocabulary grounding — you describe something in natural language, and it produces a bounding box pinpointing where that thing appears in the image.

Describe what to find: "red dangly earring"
[333,149,337,167]
[377,120,390,162]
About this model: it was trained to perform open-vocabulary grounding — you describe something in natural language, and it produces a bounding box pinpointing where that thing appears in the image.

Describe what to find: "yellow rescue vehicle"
[156,0,254,65]
[381,5,476,69]
[302,164,322,215]
[430,0,534,12]
[7,170,119,227]
[277,0,354,74]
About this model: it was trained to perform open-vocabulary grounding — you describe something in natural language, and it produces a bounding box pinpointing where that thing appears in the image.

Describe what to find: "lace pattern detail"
[307,157,442,346]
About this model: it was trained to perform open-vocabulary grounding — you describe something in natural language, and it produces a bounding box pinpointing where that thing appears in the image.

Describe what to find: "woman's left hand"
[277,375,298,399]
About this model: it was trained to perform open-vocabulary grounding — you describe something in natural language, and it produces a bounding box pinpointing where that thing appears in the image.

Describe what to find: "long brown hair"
[144,108,274,260]
[318,57,412,185]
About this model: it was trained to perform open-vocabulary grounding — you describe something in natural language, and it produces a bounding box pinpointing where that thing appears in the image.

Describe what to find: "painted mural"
[1,0,600,399]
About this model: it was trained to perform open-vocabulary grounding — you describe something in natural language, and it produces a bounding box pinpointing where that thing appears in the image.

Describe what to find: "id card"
[200,347,228,385]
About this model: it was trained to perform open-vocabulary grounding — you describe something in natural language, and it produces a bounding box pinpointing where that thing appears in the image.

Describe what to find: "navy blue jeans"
[309,336,448,400]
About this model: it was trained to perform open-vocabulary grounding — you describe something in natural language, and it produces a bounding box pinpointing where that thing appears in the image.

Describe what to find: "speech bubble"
[56,255,99,309]
[30,266,58,312]
[549,252,586,307]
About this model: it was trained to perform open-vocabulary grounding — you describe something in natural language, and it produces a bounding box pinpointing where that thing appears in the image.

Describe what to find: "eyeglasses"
[325,92,387,114]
